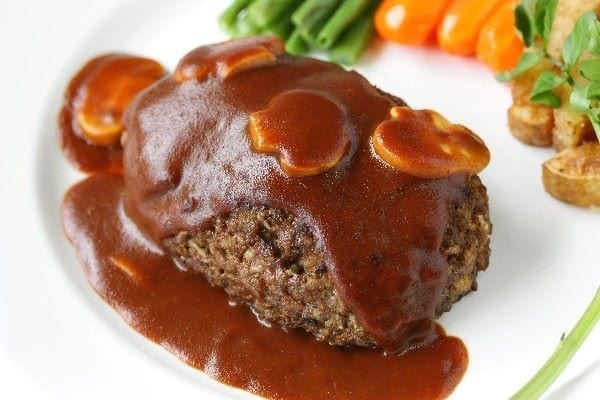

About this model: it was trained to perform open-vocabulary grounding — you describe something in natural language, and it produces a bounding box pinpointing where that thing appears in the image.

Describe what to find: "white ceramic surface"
[1,1,599,399]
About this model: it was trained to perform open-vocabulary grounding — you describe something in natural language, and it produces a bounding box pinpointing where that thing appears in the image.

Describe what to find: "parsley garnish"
[498,0,600,141]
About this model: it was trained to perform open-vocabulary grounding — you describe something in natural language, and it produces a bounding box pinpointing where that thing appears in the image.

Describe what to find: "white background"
[0,1,230,399]
[1,1,599,399]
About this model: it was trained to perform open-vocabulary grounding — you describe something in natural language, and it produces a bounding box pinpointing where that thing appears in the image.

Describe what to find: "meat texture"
[165,176,491,348]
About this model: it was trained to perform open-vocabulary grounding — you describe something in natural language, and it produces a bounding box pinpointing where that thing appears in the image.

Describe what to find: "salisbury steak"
[165,176,490,348]
[122,36,492,352]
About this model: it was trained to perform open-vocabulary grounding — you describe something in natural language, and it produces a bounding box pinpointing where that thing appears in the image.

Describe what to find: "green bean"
[219,0,254,33]
[328,12,374,65]
[235,10,261,37]
[260,7,296,40]
[291,0,341,46]
[248,0,300,28]
[316,0,374,50]
[285,27,309,55]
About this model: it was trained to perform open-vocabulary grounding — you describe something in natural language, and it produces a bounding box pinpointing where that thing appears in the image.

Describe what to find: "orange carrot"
[476,0,524,73]
[438,0,504,55]
[374,0,453,46]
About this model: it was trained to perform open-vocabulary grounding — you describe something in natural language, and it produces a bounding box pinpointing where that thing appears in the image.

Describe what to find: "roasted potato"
[542,143,600,207]
[508,63,555,147]
[552,107,596,150]
[552,84,597,151]
[508,102,555,146]
[508,1,600,148]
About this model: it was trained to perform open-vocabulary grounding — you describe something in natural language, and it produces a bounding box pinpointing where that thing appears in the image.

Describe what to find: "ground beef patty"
[165,175,491,348]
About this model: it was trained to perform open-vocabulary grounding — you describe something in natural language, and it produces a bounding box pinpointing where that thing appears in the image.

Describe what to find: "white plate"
[1,0,599,399]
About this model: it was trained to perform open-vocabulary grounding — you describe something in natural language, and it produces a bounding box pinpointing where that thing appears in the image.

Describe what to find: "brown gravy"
[122,37,480,352]
[62,174,468,400]
[59,105,124,174]
[59,54,165,173]
[59,36,487,399]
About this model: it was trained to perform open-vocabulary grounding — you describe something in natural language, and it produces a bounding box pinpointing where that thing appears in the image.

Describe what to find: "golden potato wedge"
[552,107,596,150]
[542,143,600,207]
[507,62,556,147]
[508,101,555,146]
[552,84,597,150]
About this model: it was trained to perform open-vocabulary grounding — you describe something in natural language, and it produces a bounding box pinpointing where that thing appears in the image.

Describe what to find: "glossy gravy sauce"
[60,37,478,399]
[62,175,467,400]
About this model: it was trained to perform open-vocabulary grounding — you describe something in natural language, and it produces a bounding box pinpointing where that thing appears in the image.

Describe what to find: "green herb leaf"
[587,107,600,141]
[563,12,597,69]
[531,91,562,107]
[534,0,559,46]
[510,287,600,400]
[580,59,600,82]
[587,82,600,100]
[530,71,565,107]
[570,86,591,112]
[515,0,536,46]
[570,83,600,112]
[497,51,544,82]
[589,112,600,139]
[589,21,600,56]
[532,71,565,92]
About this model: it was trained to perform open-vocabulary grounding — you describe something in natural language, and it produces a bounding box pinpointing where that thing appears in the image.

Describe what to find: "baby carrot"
[476,0,524,73]
[374,0,453,46]
[438,0,504,55]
